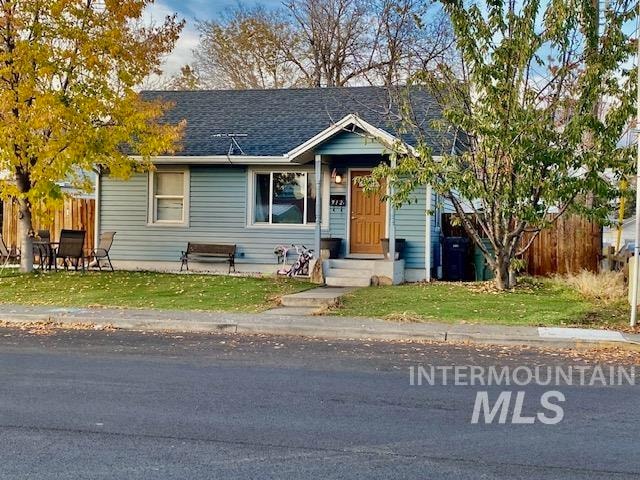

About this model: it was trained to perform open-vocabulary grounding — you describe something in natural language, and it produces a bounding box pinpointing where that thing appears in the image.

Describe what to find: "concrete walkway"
[1,303,639,350]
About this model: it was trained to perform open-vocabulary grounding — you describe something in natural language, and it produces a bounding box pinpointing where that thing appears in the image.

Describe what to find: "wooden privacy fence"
[443,213,602,277]
[1,198,95,253]
[520,214,602,276]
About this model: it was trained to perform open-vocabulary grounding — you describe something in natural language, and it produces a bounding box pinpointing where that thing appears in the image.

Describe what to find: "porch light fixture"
[331,168,343,184]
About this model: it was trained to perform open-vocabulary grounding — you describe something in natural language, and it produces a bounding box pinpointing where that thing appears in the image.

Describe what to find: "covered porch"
[315,154,405,286]
[287,114,430,286]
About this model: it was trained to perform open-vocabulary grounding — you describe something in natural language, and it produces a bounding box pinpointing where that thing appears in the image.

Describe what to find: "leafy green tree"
[367,0,636,289]
[0,0,184,272]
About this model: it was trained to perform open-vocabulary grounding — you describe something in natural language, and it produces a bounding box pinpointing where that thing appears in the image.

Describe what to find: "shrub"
[561,270,625,304]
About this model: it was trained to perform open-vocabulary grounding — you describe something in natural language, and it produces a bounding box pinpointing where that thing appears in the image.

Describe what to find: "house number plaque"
[330,195,346,207]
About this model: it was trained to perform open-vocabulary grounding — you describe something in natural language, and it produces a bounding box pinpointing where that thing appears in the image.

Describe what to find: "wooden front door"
[349,170,386,254]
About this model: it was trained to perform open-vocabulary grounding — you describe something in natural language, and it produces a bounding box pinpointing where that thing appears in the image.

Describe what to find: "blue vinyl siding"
[395,186,427,269]
[100,163,433,272]
[101,165,319,264]
[328,179,348,257]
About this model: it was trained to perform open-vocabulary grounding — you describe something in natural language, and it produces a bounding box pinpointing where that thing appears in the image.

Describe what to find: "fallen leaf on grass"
[384,312,423,323]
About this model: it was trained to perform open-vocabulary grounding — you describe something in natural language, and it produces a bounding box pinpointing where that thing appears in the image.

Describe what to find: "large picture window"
[253,171,316,225]
[148,169,189,226]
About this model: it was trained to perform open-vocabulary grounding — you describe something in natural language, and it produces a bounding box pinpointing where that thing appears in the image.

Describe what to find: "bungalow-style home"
[96,86,457,285]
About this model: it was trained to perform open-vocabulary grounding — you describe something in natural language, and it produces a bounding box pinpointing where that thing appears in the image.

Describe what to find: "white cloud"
[142,0,285,82]
[144,2,200,80]
[164,23,199,77]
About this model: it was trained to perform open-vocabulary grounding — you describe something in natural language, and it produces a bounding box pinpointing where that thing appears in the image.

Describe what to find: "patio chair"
[54,229,86,271]
[89,231,116,272]
[0,234,19,267]
[33,230,52,270]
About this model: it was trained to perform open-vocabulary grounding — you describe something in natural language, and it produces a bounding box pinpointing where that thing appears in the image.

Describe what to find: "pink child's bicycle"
[274,244,314,277]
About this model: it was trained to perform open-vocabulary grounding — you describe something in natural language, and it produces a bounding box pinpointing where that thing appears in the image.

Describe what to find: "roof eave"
[129,155,295,165]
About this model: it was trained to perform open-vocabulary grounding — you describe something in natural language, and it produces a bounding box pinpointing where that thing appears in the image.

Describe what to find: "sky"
[148,0,282,79]
[149,0,638,81]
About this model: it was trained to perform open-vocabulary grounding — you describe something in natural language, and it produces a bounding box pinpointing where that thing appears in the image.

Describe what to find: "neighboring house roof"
[140,86,455,159]
[0,170,95,198]
[603,216,636,232]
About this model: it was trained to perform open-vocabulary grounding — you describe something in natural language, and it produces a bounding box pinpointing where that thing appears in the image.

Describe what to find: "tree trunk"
[15,170,34,273]
[494,253,511,290]
[17,197,34,273]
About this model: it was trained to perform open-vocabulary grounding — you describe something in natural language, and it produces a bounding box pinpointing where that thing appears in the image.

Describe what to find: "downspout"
[425,184,432,282]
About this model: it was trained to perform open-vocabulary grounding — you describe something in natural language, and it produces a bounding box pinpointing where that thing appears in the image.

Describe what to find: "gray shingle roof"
[140,86,453,157]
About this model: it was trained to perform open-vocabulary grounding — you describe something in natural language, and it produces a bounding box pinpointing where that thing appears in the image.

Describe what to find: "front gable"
[285,113,414,164]
[315,130,386,156]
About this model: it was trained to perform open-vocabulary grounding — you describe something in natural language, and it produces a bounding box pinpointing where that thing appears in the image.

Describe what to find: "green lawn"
[0,271,628,327]
[333,279,628,327]
[0,270,311,312]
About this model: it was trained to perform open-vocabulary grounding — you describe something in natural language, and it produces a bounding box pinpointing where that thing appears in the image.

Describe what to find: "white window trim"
[247,166,329,229]
[147,167,190,227]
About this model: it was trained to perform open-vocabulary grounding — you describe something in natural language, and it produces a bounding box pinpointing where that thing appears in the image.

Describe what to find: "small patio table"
[33,240,57,271]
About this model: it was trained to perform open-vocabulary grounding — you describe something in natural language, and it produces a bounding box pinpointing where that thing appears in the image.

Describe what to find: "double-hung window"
[253,171,316,225]
[148,169,189,226]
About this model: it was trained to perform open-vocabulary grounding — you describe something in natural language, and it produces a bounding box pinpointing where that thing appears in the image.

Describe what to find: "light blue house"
[96,87,455,285]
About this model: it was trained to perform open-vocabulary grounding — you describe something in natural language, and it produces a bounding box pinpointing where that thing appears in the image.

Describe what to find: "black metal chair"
[33,230,52,270]
[54,230,86,271]
[0,234,19,268]
[89,231,116,271]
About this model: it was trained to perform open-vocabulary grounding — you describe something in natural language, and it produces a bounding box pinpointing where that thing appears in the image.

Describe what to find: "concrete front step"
[326,267,373,278]
[263,306,321,316]
[326,259,379,270]
[326,276,371,287]
[280,287,354,308]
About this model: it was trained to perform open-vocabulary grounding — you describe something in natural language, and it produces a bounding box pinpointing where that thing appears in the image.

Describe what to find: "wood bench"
[180,243,236,273]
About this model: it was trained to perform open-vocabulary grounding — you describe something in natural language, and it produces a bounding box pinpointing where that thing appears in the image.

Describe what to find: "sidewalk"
[1,303,639,350]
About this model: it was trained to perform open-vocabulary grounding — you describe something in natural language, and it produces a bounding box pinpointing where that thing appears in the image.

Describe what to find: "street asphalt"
[0,327,639,479]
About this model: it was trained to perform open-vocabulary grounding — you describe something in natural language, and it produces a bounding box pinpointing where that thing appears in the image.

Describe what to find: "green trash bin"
[474,239,494,281]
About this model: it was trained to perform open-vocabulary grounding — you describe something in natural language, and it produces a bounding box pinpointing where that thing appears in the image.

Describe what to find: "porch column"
[314,154,322,258]
[425,184,432,281]
[388,157,396,261]
[94,165,102,250]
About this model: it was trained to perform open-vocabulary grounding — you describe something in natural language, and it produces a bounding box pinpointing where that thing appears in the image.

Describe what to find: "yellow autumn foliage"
[0,0,185,270]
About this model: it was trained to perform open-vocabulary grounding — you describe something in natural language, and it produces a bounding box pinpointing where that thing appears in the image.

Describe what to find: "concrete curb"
[235,322,448,342]
[1,309,639,351]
